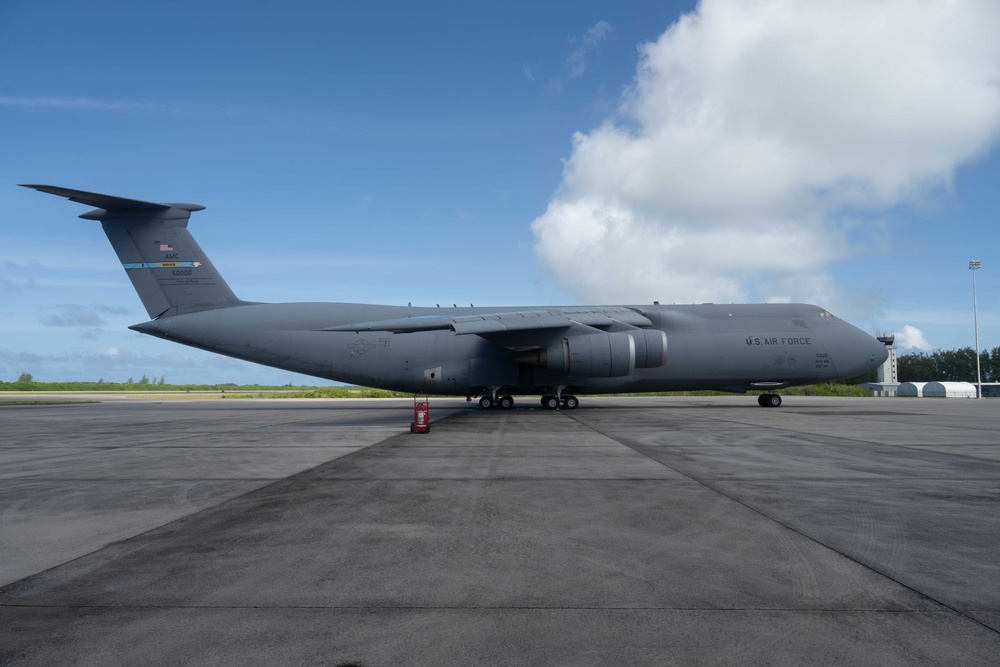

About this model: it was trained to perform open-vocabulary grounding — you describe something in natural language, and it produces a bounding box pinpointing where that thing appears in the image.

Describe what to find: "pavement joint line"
[592,405,1000,467]
[253,426,406,429]
[564,409,1000,640]
[0,407,480,594]
[2,476,996,483]
[0,603,965,612]
[44,445,381,451]
[0,478,298,482]
[0,419,437,595]
[0,409,421,471]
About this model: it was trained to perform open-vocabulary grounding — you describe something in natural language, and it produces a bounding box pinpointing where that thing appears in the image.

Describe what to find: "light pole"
[969,260,982,399]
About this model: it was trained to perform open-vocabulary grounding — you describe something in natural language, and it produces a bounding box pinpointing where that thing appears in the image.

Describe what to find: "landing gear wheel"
[479,396,495,410]
[563,395,579,410]
[541,395,559,410]
[499,395,514,410]
[759,393,782,408]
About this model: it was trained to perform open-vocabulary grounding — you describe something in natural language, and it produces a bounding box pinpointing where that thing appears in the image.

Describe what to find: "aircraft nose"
[833,325,887,378]
[872,335,889,366]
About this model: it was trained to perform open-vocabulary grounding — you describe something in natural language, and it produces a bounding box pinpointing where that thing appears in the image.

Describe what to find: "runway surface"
[1,395,999,665]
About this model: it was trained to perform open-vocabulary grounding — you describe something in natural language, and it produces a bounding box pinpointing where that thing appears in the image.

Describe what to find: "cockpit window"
[819,309,833,318]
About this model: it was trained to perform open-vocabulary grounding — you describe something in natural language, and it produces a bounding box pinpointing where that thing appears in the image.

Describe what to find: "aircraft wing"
[321,307,653,335]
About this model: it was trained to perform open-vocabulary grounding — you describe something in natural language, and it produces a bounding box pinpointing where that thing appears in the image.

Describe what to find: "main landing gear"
[540,386,578,410]
[540,393,578,410]
[478,391,514,410]
[757,393,782,408]
[474,387,579,410]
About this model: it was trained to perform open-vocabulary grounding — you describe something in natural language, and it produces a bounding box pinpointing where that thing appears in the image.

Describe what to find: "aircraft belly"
[169,324,486,393]
[335,330,488,393]
[469,357,520,388]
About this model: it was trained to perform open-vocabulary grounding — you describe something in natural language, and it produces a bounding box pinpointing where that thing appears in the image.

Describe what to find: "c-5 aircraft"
[23,185,887,409]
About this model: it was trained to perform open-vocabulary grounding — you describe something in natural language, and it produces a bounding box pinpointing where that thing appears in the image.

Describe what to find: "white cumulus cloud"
[895,325,933,351]
[532,0,1000,308]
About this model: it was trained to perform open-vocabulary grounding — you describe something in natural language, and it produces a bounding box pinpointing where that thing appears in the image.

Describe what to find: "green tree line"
[0,376,306,392]
[897,346,1000,383]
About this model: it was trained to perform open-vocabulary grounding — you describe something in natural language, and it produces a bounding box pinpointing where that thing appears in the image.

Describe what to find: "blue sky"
[2,0,999,385]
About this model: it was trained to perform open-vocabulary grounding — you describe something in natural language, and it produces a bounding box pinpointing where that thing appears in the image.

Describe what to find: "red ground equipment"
[411,395,430,433]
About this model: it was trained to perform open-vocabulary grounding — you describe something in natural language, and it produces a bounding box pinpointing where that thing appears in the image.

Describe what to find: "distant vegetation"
[645,384,872,398]
[770,346,1000,386]
[775,383,872,397]
[227,386,412,399]
[0,377,412,398]
[897,347,1000,383]
[0,379,300,393]
[8,347,994,397]
[0,379,867,399]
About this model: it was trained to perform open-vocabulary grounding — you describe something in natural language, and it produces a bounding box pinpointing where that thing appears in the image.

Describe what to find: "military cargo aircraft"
[23,185,887,409]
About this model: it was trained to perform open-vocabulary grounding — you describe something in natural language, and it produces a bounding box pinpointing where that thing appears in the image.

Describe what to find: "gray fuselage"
[21,184,887,402]
[131,301,887,396]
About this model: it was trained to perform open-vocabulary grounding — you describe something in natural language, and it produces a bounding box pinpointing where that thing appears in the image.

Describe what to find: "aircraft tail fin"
[21,184,246,319]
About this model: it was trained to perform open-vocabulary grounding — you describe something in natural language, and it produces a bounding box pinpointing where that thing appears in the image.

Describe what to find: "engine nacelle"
[545,332,636,377]
[514,329,668,377]
[633,329,668,369]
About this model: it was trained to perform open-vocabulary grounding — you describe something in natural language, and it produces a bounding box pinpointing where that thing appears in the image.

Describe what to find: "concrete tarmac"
[1,395,998,665]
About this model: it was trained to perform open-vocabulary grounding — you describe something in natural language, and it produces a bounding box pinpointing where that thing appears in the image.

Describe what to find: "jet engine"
[510,329,665,378]
[545,332,634,377]
[632,329,668,370]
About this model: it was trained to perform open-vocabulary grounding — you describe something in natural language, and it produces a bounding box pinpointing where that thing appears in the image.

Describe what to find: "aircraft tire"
[499,395,514,410]
[479,396,495,410]
[542,395,559,410]
[757,395,766,407]
[765,394,782,408]
[564,395,579,409]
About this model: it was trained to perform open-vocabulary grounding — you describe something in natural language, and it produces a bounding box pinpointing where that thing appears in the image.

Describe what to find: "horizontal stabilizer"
[19,184,204,213]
